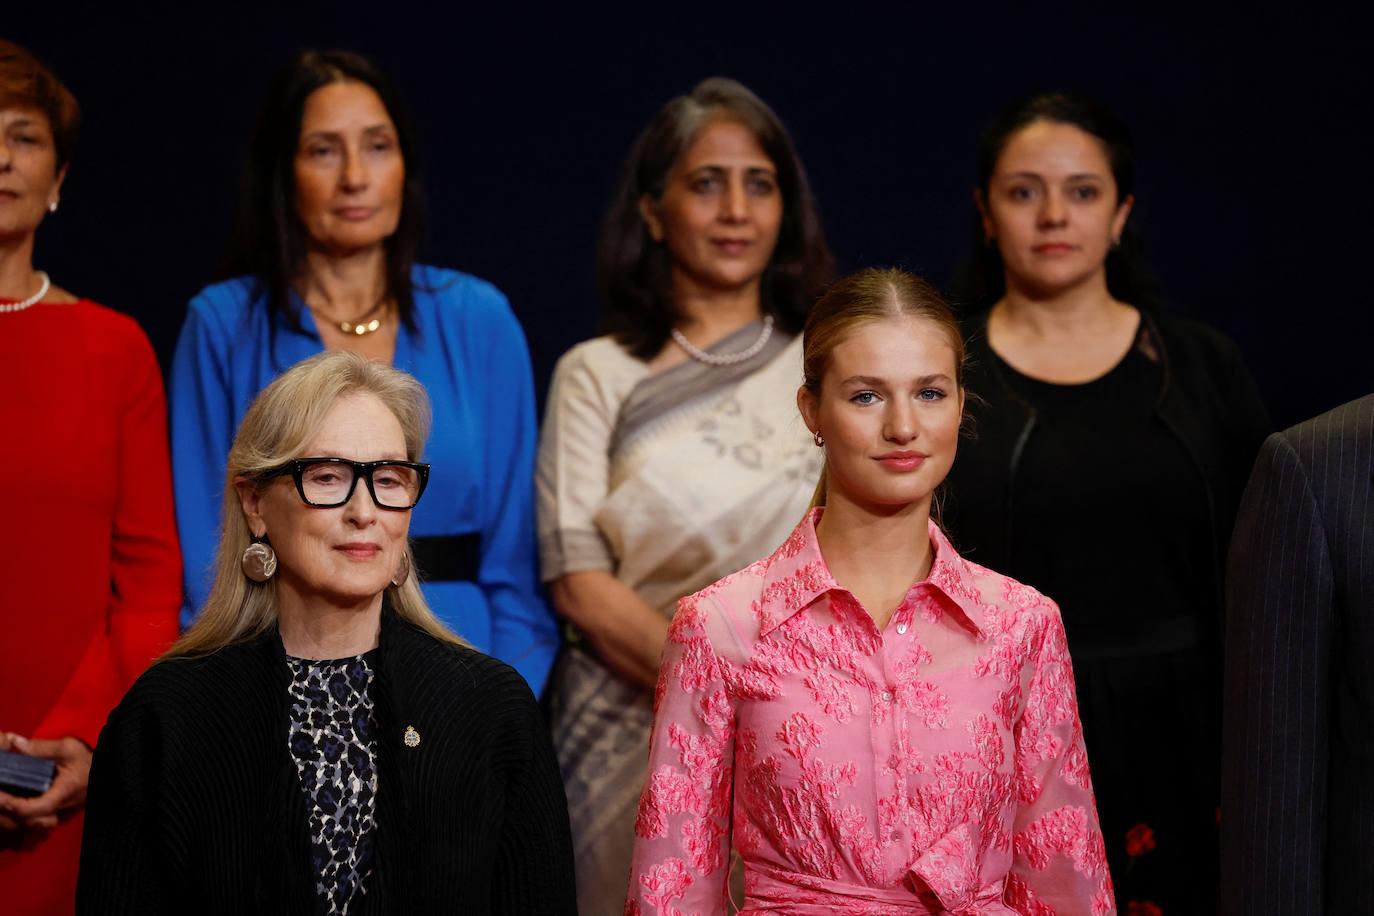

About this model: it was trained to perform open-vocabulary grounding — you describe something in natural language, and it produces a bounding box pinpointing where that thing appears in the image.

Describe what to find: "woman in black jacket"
[945,93,1270,914]
[77,351,575,914]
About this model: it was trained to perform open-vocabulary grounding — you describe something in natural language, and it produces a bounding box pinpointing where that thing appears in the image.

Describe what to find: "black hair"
[221,49,426,334]
[950,91,1163,311]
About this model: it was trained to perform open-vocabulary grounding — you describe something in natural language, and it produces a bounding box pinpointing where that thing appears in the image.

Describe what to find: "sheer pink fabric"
[626,509,1115,915]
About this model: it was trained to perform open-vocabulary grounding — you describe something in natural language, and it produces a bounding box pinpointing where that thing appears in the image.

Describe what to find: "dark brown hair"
[221,49,427,339]
[802,268,967,507]
[598,77,834,359]
[0,40,80,171]
[951,90,1162,311]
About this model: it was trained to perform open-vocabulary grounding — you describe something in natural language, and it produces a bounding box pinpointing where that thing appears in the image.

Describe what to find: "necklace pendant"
[341,317,383,336]
[315,291,389,337]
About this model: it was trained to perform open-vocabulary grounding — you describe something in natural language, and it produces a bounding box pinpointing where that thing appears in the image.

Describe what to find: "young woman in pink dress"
[627,268,1115,915]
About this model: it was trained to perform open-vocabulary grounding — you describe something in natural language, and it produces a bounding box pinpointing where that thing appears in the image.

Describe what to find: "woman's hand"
[0,732,91,831]
[550,571,670,690]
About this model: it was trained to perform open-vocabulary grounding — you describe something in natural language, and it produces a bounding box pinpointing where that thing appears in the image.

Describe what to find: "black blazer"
[77,610,577,914]
[949,308,1271,623]
[1221,393,1374,914]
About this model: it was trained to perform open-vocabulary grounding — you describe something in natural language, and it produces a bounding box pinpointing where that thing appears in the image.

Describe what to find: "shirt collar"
[756,507,988,639]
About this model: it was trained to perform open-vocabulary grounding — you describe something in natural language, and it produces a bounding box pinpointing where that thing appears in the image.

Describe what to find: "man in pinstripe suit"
[1221,393,1374,914]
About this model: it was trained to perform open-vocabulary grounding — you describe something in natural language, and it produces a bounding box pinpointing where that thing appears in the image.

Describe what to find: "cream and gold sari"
[536,322,820,915]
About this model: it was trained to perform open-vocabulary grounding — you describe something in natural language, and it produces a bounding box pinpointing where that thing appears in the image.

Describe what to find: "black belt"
[410,533,481,582]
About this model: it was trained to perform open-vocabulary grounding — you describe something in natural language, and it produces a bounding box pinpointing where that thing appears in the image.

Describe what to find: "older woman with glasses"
[77,352,575,915]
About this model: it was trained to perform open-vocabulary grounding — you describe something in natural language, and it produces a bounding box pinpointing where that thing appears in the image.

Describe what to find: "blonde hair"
[801,267,966,508]
[167,351,465,658]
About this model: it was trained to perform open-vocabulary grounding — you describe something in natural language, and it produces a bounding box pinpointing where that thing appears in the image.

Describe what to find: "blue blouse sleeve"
[471,290,560,696]
[169,289,237,627]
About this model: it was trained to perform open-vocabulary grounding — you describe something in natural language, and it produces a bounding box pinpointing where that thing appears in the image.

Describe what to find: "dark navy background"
[11,5,1373,427]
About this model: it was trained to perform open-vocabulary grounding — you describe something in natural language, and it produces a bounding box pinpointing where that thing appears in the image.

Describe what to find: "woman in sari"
[536,77,833,913]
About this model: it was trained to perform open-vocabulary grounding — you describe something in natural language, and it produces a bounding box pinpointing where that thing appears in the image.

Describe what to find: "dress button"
[881,690,893,702]
[890,829,901,843]
[895,623,908,635]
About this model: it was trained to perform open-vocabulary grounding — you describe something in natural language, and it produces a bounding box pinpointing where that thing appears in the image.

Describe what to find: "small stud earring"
[813,430,825,448]
[48,200,58,213]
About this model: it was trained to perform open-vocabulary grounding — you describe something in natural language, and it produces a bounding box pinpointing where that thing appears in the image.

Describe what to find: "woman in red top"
[0,39,181,915]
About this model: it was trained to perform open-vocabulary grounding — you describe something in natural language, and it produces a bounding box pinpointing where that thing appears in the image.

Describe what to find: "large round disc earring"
[390,552,410,588]
[242,540,277,582]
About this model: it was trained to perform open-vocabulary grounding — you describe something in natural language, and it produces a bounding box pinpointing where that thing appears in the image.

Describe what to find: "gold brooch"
[403,725,421,748]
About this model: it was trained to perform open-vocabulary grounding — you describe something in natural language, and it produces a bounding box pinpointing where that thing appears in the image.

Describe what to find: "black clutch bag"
[0,749,55,798]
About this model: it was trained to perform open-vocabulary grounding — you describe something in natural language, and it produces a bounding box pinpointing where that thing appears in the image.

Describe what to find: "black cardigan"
[76,610,577,914]
[945,308,1272,629]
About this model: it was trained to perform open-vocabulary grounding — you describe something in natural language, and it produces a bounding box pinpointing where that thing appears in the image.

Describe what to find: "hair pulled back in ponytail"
[800,268,966,508]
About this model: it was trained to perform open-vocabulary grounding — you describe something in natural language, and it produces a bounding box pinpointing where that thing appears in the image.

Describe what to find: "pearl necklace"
[0,271,51,314]
[671,315,775,366]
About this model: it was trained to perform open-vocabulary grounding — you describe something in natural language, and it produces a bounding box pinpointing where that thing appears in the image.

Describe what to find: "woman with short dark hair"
[79,352,576,914]
[171,49,558,695]
[0,39,181,915]
[536,76,833,912]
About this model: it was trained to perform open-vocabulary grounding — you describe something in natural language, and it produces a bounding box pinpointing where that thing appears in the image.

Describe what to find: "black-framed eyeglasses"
[263,457,430,510]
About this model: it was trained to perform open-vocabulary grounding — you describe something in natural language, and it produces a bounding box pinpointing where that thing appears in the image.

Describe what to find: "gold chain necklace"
[311,294,389,337]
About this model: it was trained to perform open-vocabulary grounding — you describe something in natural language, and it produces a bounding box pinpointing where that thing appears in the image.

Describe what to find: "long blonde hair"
[801,268,967,508]
[166,351,465,658]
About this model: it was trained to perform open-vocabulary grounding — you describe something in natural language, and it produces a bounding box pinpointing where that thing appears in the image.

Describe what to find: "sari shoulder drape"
[598,329,819,613]
[540,323,822,916]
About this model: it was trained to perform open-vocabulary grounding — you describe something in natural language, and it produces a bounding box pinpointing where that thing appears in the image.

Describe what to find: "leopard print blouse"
[286,650,379,915]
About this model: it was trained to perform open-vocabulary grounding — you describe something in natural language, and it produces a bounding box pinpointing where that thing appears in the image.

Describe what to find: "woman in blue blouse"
[170,49,557,694]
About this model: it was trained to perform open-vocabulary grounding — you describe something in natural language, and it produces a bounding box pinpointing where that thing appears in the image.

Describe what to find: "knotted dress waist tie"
[742,862,1015,915]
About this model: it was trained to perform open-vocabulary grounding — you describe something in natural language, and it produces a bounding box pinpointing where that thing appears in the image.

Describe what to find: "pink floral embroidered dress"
[627,509,1115,915]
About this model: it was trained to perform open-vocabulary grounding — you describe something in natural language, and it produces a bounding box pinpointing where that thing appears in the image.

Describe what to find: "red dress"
[0,299,181,914]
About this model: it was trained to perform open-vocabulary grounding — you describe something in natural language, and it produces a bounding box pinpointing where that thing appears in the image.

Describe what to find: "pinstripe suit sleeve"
[1221,431,1335,916]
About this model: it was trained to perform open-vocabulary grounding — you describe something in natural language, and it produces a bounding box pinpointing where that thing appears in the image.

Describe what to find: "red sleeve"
[38,320,181,747]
